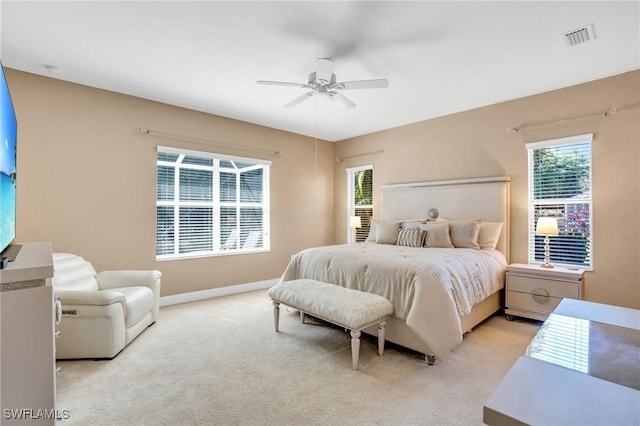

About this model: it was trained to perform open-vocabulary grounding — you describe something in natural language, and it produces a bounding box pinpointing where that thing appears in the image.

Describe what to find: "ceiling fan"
[256,58,388,110]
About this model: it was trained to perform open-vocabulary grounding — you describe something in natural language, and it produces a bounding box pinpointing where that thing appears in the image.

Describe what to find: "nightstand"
[505,263,585,321]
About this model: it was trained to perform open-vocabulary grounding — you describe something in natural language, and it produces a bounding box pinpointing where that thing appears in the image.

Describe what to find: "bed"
[279,176,511,362]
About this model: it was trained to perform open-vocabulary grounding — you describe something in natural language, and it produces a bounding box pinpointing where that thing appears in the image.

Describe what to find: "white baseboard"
[159,278,279,307]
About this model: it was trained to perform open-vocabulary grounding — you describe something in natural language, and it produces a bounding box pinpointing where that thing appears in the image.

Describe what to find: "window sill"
[156,248,270,262]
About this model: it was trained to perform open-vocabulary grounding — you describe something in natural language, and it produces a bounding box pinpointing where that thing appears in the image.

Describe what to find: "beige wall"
[7,68,640,308]
[334,71,640,310]
[6,69,335,296]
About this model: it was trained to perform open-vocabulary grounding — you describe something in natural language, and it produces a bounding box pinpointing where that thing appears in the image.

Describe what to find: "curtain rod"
[337,149,383,163]
[138,128,280,156]
[508,108,618,133]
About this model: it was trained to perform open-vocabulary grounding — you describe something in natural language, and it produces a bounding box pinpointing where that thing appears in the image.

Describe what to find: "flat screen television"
[0,61,17,264]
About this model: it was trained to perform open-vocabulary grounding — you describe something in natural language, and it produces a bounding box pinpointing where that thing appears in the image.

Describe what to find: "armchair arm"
[55,289,126,307]
[96,270,162,321]
[96,270,161,290]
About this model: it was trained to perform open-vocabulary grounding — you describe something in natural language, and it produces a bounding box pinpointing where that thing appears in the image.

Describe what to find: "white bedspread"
[279,243,507,359]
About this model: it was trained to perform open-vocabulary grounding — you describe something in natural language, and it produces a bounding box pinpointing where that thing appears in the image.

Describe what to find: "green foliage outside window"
[351,168,373,243]
[533,148,589,199]
[354,169,373,205]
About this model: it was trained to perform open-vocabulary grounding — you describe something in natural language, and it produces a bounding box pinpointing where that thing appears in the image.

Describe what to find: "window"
[346,165,373,243]
[156,146,270,260]
[527,134,592,268]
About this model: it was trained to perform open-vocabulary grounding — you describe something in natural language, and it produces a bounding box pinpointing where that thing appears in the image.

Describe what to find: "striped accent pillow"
[397,228,425,248]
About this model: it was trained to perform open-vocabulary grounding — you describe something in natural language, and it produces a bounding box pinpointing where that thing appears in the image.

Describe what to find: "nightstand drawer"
[506,289,563,314]
[506,274,580,299]
[505,264,584,321]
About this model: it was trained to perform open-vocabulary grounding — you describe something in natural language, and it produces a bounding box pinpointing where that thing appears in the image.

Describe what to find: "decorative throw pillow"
[397,228,425,247]
[419,223,454,248]
[478,221,504,250]
[375,220,400,245]
[448,219,481,249]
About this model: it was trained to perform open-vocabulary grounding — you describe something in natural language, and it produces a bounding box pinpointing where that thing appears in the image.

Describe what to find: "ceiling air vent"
[563,24,595,47]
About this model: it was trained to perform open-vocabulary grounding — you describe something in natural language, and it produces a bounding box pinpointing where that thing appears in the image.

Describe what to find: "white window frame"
[346,164,373,243]
[526,134,593,269]
[156,145,270,260]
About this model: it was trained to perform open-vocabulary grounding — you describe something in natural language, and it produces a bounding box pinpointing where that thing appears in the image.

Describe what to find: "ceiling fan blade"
[329,92,356,110]
[315,58,334,84]
[284,91,315,108]
[338,79,389,90]
[257,80,311,89]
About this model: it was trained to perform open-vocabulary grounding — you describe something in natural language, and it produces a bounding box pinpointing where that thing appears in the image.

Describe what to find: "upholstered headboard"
[381,176,511,261]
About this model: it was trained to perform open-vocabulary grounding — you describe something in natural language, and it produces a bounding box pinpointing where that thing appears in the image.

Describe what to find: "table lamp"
[349,216,362,229]
[536,217,558,268]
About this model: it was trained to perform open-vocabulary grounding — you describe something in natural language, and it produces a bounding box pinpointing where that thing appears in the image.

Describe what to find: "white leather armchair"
[52,253,161,359]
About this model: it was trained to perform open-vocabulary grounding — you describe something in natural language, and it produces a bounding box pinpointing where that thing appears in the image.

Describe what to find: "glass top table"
[484,298,640,426]
[525,312,640,391]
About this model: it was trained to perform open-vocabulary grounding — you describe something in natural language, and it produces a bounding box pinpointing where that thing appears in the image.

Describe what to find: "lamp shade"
[535,217,559,236]
[349,216,362,228]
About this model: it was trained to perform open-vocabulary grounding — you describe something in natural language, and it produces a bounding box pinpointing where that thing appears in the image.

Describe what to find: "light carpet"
[56,289,540,425]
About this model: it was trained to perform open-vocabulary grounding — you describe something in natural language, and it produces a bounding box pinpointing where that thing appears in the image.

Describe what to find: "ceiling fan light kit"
[257,58,389,109]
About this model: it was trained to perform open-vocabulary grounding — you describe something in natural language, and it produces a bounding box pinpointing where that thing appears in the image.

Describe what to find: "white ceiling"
[1,1,638,142]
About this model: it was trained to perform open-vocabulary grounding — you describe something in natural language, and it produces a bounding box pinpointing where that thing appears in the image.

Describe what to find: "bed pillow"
[419,223,454,248]
[375,220,401,245]
[448,219,481,249]
[400,219,426,230]
[397,228,425,247]
[478,221,504,250]
[365,221,378,242]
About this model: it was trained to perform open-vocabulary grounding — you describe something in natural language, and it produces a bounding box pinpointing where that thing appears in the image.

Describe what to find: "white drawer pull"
[532,288,550,303]
[55,299,63,325]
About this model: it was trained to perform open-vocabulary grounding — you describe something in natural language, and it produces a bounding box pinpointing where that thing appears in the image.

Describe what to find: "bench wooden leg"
[272,301,280,332]
[377,320,386,356]
[350,330,361,370]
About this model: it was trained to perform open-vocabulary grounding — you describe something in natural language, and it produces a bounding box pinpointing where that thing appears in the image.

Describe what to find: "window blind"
[346,165,373,243]
[527,134,592,268]
[156,146,270,260]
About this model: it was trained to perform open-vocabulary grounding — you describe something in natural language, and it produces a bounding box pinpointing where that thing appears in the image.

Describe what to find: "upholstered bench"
[268,279,394,370]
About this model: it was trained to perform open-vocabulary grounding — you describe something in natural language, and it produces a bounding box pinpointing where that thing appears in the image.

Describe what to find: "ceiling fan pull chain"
[315,93,319,175]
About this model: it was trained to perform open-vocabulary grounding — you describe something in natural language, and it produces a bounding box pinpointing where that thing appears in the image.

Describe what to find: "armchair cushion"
[112,286,154,328]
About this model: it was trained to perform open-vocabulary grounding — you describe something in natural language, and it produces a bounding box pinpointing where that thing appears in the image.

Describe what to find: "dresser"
[505,263,585,321]
[0,242,60,425]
